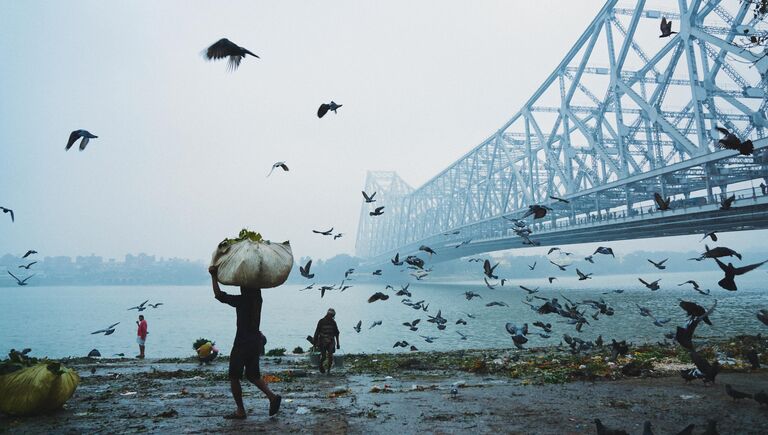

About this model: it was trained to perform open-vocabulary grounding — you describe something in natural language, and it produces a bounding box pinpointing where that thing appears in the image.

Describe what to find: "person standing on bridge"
[761,182,766,196]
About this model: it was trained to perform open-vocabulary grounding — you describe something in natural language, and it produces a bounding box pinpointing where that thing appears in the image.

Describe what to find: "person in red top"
[136,315,148,359]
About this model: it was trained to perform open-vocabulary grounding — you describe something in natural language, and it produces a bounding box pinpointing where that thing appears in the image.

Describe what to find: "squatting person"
[209,265,281,419]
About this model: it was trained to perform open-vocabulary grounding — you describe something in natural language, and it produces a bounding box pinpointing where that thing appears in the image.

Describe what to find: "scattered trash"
[328,387,350,398]
[284,399,294,403]
[384,375,393,380]
[680,394,701,400]
[369,385,393,393]
[263,374,281,383]
[296,406,310,415]
[120,391,137,396]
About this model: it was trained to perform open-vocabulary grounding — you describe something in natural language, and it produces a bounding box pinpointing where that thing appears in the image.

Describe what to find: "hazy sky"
[1,0,765,263]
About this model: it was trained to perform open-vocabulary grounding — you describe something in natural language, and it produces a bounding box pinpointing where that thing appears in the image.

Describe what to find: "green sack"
[0,362,80,416]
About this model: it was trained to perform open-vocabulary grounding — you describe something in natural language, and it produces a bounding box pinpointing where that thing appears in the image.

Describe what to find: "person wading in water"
[313,308,340,373]
[209,265,281,419]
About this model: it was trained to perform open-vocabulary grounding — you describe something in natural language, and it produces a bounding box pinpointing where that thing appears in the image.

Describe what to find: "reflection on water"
[1,271,764,358]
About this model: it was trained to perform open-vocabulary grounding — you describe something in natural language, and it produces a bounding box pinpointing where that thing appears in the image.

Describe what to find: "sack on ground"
[211,230,293,288]
[0,362,80,416]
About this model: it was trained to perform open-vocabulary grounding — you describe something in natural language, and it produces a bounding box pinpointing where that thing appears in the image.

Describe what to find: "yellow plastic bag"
[0,362,80,416]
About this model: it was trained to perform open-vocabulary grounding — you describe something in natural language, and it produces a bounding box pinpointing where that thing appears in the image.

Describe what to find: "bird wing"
[7,271,21,283]
[227,56,243,71]
[659,258,668,265]
[733,260,768,275]
[139,299,149,307]
[91,329,106,334]
[653,193,664,208]
[638,278,649,286]
[715,126,730,136]
[20,274,35,283]
[305,260,312,272]
[79,136,90,151]
[108,322,120,329]
[483,260,491,273]
[712,257,729,273]
[205,38,237,60]
[660,16,668,31]
[317,104,330,118]
[8,209,13,222]
[66,131,81,150]
[362,191,371,201]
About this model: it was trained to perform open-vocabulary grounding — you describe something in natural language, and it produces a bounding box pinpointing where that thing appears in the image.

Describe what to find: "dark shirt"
[314,317,339,344]
[216,289,263,345]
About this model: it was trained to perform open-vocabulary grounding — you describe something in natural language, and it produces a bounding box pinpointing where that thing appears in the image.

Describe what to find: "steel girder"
[356,0,768,260]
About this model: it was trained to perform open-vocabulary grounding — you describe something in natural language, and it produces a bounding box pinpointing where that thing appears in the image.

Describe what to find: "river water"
[1,271,765,359]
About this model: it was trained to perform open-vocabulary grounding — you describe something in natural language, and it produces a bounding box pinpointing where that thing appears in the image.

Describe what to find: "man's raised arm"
[209,266,224,299]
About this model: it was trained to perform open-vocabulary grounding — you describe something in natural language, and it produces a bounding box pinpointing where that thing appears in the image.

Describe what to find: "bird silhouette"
[548,195,569,204]
[362,191,377,203]
[367,292,389,303]
[659,16,678,37]
[317,101,343,118]
[576,269,592,280]
[700,231,718,242]
[353,321,362,333]
[0,207,13,222]
[148,303,163,309]
[312,228,334,236]
[647,258,669,270]
[7,271,34,286]
[333,233,343,240]
[713,257,767,291]
[654,192,671,210]
[91,322,120,336]
[528,262,536,270]
[22,250,37,259]
[483,259,499,279]
[638,278,661,291]
[267,162,289,177]
[369,320,382,329]
[522,204,552,219]
[299,260,314,279]
[18,262,37,270]
[716,126,754,155]
[594,246,615,257]
[128,300,149,311]
[549,260,568,271]
[204,38,259,71]
[391,253,403,266]
[369,206,385,216]
[66,130,98,151]
[719,195,735,210]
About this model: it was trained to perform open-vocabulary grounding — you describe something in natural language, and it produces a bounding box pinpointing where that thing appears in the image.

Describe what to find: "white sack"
[211,239,293,288]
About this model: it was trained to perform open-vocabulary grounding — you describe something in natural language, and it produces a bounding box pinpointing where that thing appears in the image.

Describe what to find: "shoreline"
[2,335,767,434]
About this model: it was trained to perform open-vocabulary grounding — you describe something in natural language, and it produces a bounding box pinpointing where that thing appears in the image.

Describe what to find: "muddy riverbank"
[2,336,767,434]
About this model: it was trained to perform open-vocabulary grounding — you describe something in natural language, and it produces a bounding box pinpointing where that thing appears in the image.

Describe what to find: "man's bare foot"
[269,395,281,416]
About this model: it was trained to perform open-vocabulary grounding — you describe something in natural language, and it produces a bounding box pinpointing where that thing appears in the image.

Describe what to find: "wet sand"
[2,341,767,434]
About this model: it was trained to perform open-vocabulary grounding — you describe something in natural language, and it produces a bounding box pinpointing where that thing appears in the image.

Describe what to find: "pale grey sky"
[0,0,764,262]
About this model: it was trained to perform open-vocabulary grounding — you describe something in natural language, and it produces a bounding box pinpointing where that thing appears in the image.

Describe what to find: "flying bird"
[548,195,569,204]
[485,301,508,307]
[299,260,314,279]
[22,250,37,259]
[713,257,767,291]
[391,253,403,266]
[402,319,420,331]
[333,233,343,240]
[576,269,592,280]
[548,277,557,283]
[0,207,13,222]
[369,320,382,329]
[204,38,259,71]
[659,16,678,37]
[91,322,120,336]
[312,228,334,236]
[353,321,362,333]
[317,101,343,118]
[369,206,385,216]
[549,260,567,271]
[594,246,615,257]
[128,300,149,311]
[690,244,742,261]
[654,192,671,210]
[483,277,496,290]
[456,331,467,340]
[647,258,669,270]
[701,231,718,242]
[66,130,98,151]
[677,280,710,295]
[505,323,529,349]
[7,271,34,286]
[519,285,539,294]
[715,126,754,155]
[367,292,389,303]
[362,191,377,203]
[528,262,536,271]
[522,204,552,220]
[464,291,482,300]
[638,278,661,291]
[18,262,37,270]
[483,259,499,279]
[720,195,735,211]
[584,255,594,264]
[148,303,163,308]
[267,162,289,177]
[419,245,437,256]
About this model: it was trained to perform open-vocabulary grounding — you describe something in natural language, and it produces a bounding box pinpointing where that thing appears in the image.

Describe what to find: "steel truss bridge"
[356,0,768,266]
